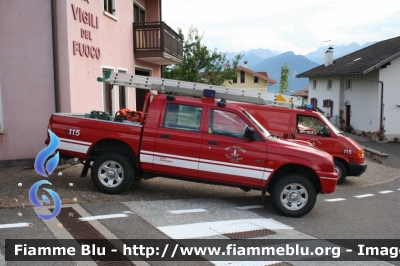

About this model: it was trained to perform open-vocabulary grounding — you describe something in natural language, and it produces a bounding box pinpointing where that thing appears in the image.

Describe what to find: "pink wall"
[0,0,55,161]
[62,0,160,113]
[0,0,162,164]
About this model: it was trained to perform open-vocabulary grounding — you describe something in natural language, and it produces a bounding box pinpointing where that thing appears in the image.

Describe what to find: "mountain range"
[225,41,376,93]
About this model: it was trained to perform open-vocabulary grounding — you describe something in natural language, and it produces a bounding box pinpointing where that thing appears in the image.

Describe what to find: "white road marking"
[0,222,31,229]
[236,205,264,210]
[79,213,128,221]
[157,218,293,239]
[324,198,346,202]
[379,190,393,194]
[168,209,207,214]
[354,194,375,198]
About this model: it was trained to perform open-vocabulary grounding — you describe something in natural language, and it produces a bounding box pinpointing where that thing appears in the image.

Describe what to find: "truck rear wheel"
[91,152,134,194]
[271,173,316,217]
[335,160,347,184]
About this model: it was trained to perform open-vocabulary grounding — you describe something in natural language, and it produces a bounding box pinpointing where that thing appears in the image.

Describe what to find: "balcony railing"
[133,21,183,65]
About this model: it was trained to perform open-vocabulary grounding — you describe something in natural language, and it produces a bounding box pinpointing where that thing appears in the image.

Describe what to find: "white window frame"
[0,80,3,133]
[327,79,332,91]
[103,0,118,20]
[117,68,128,110]
[101,66,115,115]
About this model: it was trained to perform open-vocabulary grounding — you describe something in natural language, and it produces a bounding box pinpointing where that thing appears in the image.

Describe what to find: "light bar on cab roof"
[203,89,216,98]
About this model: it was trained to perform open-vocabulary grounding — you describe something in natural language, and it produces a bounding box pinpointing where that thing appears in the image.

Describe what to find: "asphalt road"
[1,171,400,265]
[1,137,400,265]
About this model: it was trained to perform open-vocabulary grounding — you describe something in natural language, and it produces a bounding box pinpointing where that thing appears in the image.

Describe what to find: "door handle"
[208,140,218,145]
[161,133,170,139]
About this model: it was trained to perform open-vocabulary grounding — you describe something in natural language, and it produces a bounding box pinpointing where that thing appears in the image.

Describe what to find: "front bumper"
[348,162,367,177]
[317,170,339,194]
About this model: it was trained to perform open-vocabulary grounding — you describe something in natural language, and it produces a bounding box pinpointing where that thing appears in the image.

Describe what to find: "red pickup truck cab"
[238,103,367,184]
[47,92,338,217]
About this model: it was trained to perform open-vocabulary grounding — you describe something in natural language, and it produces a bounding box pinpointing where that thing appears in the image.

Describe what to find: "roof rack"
[103,72,304,107]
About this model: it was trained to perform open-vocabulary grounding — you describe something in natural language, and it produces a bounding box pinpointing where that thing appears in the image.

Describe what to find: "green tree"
[163,26,243,86]
[279,62,290,94]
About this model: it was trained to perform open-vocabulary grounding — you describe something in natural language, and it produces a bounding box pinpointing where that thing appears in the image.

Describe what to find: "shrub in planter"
[345,125,353,133]
[394,137,399,143]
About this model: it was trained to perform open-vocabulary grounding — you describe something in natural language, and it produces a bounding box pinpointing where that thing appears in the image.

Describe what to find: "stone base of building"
[0,158,35,168]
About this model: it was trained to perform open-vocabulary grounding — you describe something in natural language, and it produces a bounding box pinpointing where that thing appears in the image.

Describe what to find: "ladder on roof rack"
[104,72,304,107]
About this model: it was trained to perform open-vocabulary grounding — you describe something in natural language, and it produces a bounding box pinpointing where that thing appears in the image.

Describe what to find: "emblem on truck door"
[225,146,245,162]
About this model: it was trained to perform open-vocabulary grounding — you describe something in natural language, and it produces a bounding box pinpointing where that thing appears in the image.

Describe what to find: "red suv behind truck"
[47,91,338,217]
[238,103,367,184]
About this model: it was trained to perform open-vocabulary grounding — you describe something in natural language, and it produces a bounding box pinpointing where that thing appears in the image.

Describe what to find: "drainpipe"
[354,76,384,129]
[51,0,60,112]
[159,0,163,78]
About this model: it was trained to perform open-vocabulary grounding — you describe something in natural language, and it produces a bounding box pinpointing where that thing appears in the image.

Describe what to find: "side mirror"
[322,126,331,137]
[244,127,255,140]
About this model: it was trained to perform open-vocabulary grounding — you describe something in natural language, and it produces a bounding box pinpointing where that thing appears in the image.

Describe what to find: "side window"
[163,103,202,131]
[209,109,248,138]
[297,115,324,135]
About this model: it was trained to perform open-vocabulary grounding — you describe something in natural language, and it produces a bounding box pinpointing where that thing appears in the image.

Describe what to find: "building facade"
[0,0,182,167]
[297,36,400,140]
[223,63,276,92]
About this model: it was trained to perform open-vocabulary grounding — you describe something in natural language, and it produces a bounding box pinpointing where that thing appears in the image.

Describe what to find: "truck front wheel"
[335,160,347,184]
[91,152,134,194]
[271,173,316,217]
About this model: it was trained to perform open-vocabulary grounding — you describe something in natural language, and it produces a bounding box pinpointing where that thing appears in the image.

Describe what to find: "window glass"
[327,79,332,90]
[104,0,115,14]
[243,110,270,138]
[163,103,202,131]
[134,3,145,22]
[297,115,324,135]
[347,79,352,89]
[209,109,248,138]
[320,114,341,134]
[102,70,113,114]
[240,71,245,83]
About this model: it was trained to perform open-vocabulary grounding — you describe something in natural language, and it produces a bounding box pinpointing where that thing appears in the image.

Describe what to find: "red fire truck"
[46,73,338,217]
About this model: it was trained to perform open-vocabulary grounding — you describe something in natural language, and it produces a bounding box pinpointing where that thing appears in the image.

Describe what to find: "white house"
[297,36,400,141]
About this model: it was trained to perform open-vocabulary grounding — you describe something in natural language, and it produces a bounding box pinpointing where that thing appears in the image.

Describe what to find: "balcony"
[133,21,183,65]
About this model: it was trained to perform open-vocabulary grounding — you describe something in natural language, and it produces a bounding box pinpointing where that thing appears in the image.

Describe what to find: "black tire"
[91,152,134,194]
[335,160,347,185]
[270,173,316,218]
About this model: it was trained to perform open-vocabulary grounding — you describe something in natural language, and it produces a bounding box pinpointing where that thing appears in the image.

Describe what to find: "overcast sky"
[162,0,400,55]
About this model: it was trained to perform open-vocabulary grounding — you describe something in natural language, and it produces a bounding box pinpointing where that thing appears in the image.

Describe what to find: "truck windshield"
[319,114,342,135]
[243,110,271,138]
